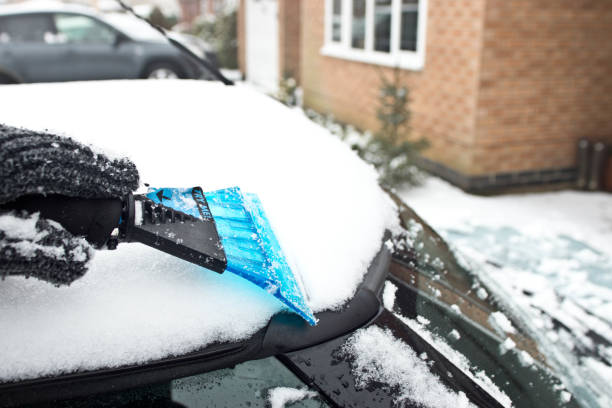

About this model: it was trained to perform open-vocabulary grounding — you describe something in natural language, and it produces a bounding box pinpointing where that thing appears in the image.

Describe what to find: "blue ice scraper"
[8,186,315,325]
[130,186,316,325]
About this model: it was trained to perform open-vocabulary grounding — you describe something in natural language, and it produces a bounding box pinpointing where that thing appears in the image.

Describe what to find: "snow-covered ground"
[402,177,612,325]
[401,177,612,407]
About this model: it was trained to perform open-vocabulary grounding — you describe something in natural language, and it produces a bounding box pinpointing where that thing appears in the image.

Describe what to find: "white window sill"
[320,43,425,71]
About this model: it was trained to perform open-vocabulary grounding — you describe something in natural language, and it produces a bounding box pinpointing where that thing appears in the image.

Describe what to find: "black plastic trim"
[262,238,391,354]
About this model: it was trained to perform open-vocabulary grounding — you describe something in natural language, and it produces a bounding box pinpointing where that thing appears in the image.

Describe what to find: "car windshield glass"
[387,192,582,407]
[390,191,492,309]
[171,357,329,407]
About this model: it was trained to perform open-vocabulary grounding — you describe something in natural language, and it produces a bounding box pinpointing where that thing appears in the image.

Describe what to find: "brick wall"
[474,0,612,175]
[178,0,200,24]
[301,0,487,175]
[301,0,612,185]
[278,0,301,82]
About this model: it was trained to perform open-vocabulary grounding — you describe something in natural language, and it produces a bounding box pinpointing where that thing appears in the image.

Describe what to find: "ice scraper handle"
[2,195,123,248]
[2,192,228,273]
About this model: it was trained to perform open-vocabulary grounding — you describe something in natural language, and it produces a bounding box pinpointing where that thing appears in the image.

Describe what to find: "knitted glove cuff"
[0,124,139,205]
[0,211,94,286]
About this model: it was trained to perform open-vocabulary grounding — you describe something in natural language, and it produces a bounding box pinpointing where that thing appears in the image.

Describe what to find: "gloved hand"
[0,124,139,285]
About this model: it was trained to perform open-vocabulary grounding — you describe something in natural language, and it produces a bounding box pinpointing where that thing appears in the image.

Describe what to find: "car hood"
[0,80,399,382]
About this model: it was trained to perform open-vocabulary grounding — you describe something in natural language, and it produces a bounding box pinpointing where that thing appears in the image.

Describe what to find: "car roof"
[0,0,99,17]
[0,2,170,43]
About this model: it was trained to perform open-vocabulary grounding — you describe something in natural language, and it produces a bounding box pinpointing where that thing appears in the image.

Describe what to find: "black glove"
[0,124,139,285]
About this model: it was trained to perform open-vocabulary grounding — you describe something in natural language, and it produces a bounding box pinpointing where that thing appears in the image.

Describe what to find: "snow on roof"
[0,80,399,381]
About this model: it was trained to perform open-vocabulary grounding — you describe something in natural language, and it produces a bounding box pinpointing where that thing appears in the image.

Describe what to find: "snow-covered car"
[0,2,216,83]
[0,80,597,408]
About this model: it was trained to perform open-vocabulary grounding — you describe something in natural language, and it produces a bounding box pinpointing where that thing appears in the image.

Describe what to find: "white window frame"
[322,0,428,71]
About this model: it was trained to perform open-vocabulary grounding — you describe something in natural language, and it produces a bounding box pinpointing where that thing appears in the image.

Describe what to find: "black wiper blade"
[116,0,233,85]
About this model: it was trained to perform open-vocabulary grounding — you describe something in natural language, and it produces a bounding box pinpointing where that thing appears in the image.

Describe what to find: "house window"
[332,0,342,42]
[401,0,418,51]
[374,0,392,52]
[352,0,366,49]
[322,0,428,70]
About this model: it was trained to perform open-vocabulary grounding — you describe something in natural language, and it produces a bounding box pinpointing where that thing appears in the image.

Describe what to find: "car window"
[54,14,116,44]
[171,357,329,407]
[0,14,53,43]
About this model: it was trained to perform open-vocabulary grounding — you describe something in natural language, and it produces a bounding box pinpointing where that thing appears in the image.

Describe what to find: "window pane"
[171,357,329,407]
[401,0,418,51]
[0,14,53,43]
[351,0,366,49]
[374,0,391,52]
[55,14,115,44]
[332,0,342,42]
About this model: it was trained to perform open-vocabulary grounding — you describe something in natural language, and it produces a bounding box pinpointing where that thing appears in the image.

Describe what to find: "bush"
[192,11,238,69]
[355,68,428,188]
[148,7,176,30]
[303,68,428,189]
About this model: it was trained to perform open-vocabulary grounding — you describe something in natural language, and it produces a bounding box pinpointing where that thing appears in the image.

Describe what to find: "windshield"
[387,191,581,407]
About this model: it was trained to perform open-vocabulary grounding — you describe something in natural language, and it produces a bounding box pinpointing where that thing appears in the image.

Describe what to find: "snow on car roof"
[0,1,167,43]
[0,0,96,16]
[0,80,399,381]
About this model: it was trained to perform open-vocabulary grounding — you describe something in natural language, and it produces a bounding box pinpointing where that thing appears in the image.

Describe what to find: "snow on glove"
[0,124,140,285]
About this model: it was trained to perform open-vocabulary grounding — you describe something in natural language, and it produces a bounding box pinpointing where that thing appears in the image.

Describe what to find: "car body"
[0,2,215,83]
[0,80,600,408]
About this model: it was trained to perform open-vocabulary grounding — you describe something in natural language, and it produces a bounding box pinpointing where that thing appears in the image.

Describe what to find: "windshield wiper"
[116,0,234,85]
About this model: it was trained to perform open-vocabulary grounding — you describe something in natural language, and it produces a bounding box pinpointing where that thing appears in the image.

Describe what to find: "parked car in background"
[0,1,216,83]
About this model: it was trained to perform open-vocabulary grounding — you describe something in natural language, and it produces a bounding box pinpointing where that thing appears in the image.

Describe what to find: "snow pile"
[382,281,398,310]
[517,350,534,367]
[449,329,461,341]
[0,80,399,380]
[267,387,317,408]
[499,338,516,355]
[343,326,474,408]
[488,312,516,336]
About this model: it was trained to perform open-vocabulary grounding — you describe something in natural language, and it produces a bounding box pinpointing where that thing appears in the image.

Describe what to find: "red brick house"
[238,0,612,192]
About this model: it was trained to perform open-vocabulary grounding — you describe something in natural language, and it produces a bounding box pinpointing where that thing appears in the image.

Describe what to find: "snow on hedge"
[0,80,399,380]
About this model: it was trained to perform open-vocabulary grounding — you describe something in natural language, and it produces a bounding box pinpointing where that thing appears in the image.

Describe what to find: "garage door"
[245,0,278,94]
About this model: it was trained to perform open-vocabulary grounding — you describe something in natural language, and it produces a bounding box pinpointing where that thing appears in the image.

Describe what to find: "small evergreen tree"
[355,67,428,188]
[148,7,174,30]
[192,11,238,69]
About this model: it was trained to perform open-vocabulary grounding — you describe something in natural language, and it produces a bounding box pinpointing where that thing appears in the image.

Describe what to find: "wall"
[473,0,612,175]
[300,0,487,175]
[278,0,301,82]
